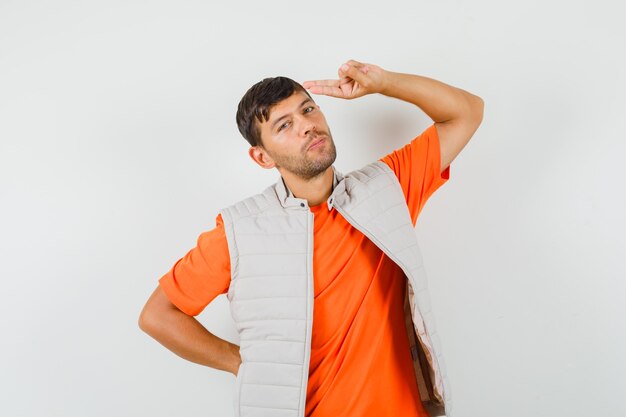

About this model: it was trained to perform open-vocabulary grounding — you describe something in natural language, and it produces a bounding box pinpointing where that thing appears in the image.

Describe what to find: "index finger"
[302,79,341,89]
[303,77,353,97]
[305,84,346,97]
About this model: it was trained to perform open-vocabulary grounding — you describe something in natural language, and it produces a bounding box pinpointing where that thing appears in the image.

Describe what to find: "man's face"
[253,90,337,180]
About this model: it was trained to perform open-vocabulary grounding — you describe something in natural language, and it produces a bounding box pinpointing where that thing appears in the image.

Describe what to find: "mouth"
[307,136,326,151]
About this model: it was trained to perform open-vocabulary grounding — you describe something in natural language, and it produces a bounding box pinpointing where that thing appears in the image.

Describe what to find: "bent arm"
[138,285,241,375]
[380,71,484,173]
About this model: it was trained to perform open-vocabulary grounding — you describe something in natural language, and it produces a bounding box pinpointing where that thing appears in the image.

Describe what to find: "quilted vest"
[219,161,454,417]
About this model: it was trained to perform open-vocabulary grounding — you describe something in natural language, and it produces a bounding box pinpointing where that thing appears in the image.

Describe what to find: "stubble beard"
[274,135,337,181]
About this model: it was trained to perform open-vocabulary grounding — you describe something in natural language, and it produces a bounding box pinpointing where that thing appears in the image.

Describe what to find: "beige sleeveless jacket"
[219,161,453,417]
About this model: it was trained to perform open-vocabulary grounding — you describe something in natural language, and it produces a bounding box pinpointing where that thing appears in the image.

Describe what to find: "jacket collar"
[275,165,345,211]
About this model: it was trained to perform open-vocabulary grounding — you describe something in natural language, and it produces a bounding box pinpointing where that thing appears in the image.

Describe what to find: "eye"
[277,107,315,132]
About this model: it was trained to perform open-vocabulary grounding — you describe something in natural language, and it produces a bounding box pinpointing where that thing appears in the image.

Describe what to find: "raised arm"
[303,59,484,173]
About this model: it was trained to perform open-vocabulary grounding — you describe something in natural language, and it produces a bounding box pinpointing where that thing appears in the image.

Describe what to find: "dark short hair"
[236,76,312,148]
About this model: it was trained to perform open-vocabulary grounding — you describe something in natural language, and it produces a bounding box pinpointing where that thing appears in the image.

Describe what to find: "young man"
[139,59,483,417]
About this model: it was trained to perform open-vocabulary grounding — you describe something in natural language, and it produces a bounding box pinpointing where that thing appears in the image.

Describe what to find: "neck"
[280,166,334,207]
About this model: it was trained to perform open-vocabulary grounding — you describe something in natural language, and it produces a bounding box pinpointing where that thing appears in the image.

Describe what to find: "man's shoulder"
[343,160,397,186]
[219,182,281,223]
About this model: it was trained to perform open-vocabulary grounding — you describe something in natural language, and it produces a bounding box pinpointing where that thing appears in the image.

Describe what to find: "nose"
[294,113,316,137]
[301,118,316,137]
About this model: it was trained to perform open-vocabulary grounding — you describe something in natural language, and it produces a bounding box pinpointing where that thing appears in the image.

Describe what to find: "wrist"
[379,70,398,97]
[229,342,242,375]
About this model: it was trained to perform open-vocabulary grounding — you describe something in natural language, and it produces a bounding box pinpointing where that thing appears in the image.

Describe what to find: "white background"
[1,1,624,416]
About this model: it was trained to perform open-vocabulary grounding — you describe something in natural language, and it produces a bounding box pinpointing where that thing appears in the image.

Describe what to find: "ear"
[248,146,276,169]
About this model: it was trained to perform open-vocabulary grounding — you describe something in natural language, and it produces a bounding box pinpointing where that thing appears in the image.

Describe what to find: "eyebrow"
[270,98,314,130]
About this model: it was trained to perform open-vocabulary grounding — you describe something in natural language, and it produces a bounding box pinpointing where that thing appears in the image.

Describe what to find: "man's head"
[236,76,337,180]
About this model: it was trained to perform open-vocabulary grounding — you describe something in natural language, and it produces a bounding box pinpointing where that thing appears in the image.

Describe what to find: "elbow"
[138,285,183,335]
[138,297,162,335]
[138,304,153,334]
[456,92,484,126]
[471,95,484,123]
[138,286,162,334]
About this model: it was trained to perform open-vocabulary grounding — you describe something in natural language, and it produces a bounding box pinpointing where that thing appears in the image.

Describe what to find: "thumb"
[339,62,370,85]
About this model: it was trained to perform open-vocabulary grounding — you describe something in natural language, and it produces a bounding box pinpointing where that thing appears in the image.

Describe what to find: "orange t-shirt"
[159,122,450,416]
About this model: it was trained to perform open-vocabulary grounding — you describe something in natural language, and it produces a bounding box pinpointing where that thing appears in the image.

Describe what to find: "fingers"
[302,78,351,98]
[302,59,366,88]
[338,60,370,87]
[306,84,346,98]
[302,79,341,88]
[301,59,370,99]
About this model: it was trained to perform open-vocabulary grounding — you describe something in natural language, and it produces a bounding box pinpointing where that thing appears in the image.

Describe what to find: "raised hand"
[302,59,389,100]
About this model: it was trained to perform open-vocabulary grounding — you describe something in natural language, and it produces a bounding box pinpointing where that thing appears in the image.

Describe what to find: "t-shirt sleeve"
[158,213,231,316]
[379,123,450,225]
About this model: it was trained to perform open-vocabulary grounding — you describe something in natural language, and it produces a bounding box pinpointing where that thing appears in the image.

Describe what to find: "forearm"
[380,71,483,123]
[139,288,241,375]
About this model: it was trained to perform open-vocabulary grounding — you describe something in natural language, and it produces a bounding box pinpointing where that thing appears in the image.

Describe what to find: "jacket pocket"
[233,361,245,417]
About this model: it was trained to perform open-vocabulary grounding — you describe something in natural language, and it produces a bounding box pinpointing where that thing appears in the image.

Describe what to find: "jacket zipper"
[300,210,315,417]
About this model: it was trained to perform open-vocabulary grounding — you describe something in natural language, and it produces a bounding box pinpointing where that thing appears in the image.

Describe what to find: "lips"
[307,136,326,151]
